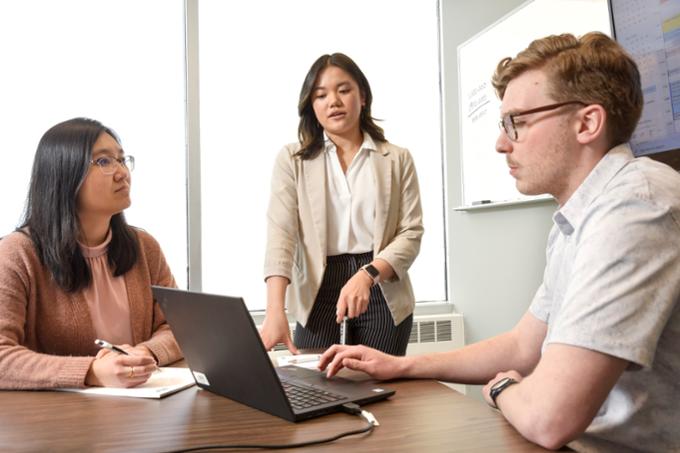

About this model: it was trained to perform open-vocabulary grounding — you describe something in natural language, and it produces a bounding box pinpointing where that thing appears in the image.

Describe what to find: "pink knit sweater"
[0,228,182,389]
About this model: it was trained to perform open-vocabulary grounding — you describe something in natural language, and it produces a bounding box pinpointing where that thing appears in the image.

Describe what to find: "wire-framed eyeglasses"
[90,155,135,175]
[498,101,586,141]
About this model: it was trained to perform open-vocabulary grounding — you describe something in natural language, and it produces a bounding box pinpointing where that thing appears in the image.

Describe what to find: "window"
[0,0,188,287]
[198,0,446,309]
[1,1,446,309]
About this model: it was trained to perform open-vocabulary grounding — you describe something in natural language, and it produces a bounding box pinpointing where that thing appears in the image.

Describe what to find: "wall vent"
[408,314,461,347]
[406,313,465,394]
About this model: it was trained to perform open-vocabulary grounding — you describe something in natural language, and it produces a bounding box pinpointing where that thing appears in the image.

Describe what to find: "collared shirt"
[529,144,680,452]
[80,230,133,346]
[324,132,376,255]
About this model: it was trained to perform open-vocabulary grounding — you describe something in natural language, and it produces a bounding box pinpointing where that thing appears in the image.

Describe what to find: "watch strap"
[489,377,518,409]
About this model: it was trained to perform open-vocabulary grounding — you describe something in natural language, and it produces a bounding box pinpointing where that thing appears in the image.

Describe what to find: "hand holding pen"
[85,339,158,387]
[95,338,160,370]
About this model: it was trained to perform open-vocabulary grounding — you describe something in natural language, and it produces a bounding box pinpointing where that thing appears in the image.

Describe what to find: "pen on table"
[94,338,129,355]
[287,355,321,365]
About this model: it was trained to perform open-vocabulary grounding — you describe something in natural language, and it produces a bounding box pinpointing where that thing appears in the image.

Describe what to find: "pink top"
[80,231,133,345]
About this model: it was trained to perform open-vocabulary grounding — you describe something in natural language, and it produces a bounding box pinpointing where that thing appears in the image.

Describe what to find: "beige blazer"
[264,140,424,326]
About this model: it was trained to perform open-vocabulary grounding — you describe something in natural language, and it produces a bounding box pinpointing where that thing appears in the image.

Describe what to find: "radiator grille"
[409,318,455,344]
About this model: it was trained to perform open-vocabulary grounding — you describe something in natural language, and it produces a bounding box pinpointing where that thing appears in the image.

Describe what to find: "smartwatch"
[489,377,518,409]
[360,264,380,286]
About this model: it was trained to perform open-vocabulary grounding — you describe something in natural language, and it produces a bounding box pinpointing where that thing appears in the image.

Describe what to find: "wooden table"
[0,376,548,452]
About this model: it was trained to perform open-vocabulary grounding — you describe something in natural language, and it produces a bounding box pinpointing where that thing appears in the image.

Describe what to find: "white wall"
[441,0,557,401]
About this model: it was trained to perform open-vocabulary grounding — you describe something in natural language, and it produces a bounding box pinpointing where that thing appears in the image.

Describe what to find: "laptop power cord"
[160,403,378,452]
[340,402,380,426]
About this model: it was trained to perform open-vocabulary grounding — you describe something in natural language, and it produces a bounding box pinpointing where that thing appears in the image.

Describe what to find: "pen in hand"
[340,316,348,345]
[94,338,129,355]
[94,339,161,372]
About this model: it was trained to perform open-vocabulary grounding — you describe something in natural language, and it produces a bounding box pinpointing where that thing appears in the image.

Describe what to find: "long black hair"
[19,117,139,292]
[296,53,386,160]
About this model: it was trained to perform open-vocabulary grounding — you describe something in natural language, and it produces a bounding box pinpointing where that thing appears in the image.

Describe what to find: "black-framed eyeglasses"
[90,155,135,175]
[499,101,586,141]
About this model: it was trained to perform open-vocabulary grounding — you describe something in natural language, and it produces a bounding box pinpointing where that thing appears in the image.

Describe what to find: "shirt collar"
[324,131,377,153]
[554,143,635,235]
[79,228,113,258]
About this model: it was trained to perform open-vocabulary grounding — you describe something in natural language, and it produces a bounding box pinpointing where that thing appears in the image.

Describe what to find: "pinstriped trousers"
[293,252,413,356]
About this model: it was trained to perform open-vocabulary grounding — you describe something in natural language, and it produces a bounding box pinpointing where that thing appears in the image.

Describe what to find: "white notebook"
[58,367,195,399]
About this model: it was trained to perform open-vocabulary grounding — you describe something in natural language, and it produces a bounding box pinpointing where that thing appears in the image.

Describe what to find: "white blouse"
[324,132,376,256]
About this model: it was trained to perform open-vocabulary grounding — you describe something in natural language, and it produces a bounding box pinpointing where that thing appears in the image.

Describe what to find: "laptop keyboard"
[281,381,345,410]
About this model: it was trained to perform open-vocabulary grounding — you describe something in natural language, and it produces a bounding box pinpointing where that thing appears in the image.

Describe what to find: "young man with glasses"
[319,32,680,451]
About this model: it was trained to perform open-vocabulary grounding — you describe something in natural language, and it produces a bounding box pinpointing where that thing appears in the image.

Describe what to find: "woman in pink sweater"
[0,118,182,389]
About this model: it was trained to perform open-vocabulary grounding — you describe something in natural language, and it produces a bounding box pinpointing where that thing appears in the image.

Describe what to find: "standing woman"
[0,118,182,389]
[261,53,423,355]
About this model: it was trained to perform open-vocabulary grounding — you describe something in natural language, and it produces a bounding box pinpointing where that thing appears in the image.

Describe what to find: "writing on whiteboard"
[467,82,491,124]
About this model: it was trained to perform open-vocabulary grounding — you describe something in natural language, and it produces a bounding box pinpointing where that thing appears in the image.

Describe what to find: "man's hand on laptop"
[319,345,404,380]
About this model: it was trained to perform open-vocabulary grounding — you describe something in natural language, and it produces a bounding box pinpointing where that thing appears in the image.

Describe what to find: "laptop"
[152,286,395,422]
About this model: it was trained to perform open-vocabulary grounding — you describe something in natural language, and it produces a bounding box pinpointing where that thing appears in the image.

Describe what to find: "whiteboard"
[457,0,611,207]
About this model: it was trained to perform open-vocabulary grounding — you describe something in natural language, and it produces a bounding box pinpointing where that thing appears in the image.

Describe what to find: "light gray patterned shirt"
[528,144,680,452]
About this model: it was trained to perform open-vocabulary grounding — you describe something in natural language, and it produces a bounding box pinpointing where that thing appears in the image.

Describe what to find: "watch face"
[491,377,512,390]
[490,377,518,408]
[363,264,379,278]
